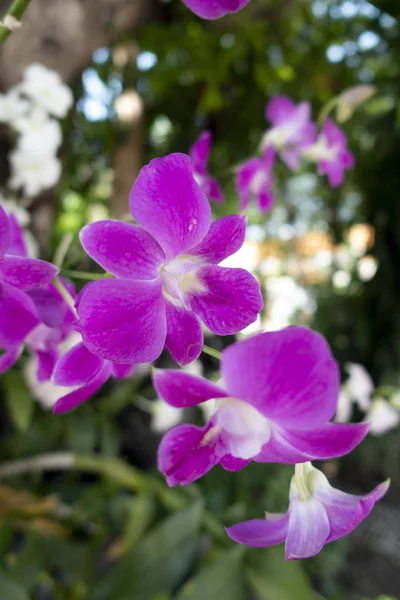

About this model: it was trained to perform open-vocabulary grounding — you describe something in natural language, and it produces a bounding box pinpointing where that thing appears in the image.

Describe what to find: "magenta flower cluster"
[0,146,385,560]
[189,97,354,212]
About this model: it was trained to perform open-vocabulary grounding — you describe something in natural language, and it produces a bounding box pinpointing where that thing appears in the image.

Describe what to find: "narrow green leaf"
[177,547,246,600]
[87,501,203,600]
[3,370,34,432]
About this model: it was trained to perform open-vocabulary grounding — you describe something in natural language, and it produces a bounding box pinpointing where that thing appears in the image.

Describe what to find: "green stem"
[53,276,78,318]
[0,0,31,46]
[61,270,106,281]
[202,344,222,360]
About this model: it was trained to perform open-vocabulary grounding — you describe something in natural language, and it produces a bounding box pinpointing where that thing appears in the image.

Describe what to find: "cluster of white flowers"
[336,362,400,436]
[0,63,73,197]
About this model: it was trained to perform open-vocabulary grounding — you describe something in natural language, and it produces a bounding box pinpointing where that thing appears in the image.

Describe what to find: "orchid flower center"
[213,396,271,460]
[303,136,338,163]
[160,256,204,305]
[291,462,315,502]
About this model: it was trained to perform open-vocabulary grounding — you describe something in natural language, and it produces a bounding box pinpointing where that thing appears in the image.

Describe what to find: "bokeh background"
[0,0,399,598]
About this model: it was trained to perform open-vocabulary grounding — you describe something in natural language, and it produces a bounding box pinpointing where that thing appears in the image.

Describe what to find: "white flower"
[336,363,374,422]
[9,147,62,197]
[0,15,22,31]
[150,401,183,433]
[20,64,73,118]
[16,108,62,152]
[368,397,400,436]
[0,88,30,125]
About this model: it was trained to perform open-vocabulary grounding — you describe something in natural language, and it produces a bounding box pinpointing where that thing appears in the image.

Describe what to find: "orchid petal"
[53,342,104,386]
[221,326,339,428]
[36,348,59,382]
[80,220,165,279]
[0,282,39,349]
[181,0,251,19]
[0,205,11,257]
[265,96,296,124]
[184,265,263,335]
[285,498,330,560]
[130,153,211,261]
[255,422,368,464]
[28,284,72,328]
[111,363,136,379]
[189,130,211,174]
[226,514,289,548]
[78,278,166,364]
[158,422,225,486]
[220,454,251,472]
[189,215,246,264]
[0,255,58,290]
[8,214,27,257]
[153,368,227,408]
[0,347,21,374]
[53,365,110,413]
[165,300,203,365]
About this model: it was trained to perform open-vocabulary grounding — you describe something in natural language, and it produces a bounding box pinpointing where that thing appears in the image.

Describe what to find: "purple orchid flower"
[302,118,355,187]
[189,131,223,205]
[261,96,316,171]
[181,0,251,19]
[226,461,389,560]
[235,147,275,212]
[77,153,263,366]
[0,206,58,355]
[153,326,368,486]
[52,339,135,413]
[0,205,58,291]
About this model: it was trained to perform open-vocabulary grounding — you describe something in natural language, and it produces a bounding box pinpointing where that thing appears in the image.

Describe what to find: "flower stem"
[61,270,106,281]
[53,276,78,319]
[0,0,31,46]
[202,344,222,360]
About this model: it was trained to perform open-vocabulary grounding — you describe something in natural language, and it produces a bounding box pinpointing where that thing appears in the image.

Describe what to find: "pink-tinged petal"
[285,498,330,560]
[226,514,289,548]
[0,282,39,349]
[165,301,203,365]
[280,149,302,171]
[0,205,11,257]
[181,0,251,19]
[235,158,263,210]
[77,278,166,364]
[28,285,71,328]
[257,189,274,213]
[189,130,211,174]
[317,479,389,544]
[265,96,296,125]
[220,454,250,472]
[184,265,263,335]
[111,363,136,379]
[0,256,58,290]
[53,365,110,413]
[189,215,246,265]
[221,326,339,429]
[255,422,368,464]
[8,214,27,257]
[0,347,21,374]
[36,348,59,382]
[53,342,104,386]
[207,178,224,205]
[130,153,211,261]
[158,422,225,486]
[80,220,165,280]
[153,368,227,408]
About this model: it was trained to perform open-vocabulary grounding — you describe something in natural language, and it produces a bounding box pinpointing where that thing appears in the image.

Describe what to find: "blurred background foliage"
[1,0,400,598]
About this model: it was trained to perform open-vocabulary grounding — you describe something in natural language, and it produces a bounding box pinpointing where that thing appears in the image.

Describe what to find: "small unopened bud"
[1,15,22,31]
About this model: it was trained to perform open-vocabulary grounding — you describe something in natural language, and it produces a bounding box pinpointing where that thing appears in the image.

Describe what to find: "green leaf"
[177,547,246,600]
[3,370,34,432]
[246,547,311,600]
[124,492,155,551]
[0,569,29,600]
[87,501,203,600]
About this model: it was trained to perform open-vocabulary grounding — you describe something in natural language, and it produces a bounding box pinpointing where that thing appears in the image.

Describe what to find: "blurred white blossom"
[0,88,29,125]
[9,147,62,197]
[368,397,400,436]
[16,108,62,152]
[336,85,376,123]
[21,64,73,118]
[336,362,374,422]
